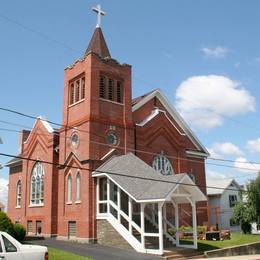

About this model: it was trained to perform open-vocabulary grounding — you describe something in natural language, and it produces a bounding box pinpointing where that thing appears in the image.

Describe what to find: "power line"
[0,117,260,173]
[0,152,248,193]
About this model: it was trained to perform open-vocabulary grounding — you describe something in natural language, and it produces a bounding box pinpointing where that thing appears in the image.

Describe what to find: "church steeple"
[85,4,111,59]
[85,27,111,59]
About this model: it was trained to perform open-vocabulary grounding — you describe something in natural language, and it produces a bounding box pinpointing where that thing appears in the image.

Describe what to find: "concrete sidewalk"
[29,238,162,260]
[193,255,260,260]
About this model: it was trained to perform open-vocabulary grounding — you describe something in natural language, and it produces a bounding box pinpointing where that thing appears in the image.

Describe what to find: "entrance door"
[68,221,76,239]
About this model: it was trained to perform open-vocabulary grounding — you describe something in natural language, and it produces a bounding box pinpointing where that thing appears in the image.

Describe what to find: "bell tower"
[60,4,134,164]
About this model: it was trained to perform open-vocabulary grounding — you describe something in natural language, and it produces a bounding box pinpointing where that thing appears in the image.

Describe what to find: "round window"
[71,133,79,147]
[152,154,173,175]
[107,133,118,145]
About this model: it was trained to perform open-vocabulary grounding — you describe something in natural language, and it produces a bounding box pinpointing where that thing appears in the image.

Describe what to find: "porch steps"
[163,249,204,260]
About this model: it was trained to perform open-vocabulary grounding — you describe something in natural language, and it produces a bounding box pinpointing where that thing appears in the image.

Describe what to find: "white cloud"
[175,75,256,130]
[201,46,229,58]
[246,138,260,153]
[0,178,8,209]
[234,157,260,173]
[211,142,243,157]
[206,170,227,180]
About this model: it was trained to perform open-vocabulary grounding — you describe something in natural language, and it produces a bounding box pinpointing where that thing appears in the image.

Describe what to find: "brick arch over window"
[30,162,44,205]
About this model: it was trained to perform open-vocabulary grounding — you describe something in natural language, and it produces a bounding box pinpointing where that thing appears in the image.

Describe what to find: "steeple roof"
[85,27,111,59]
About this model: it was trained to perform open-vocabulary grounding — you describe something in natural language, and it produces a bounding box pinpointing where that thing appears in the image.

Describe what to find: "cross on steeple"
[92,4,106,28]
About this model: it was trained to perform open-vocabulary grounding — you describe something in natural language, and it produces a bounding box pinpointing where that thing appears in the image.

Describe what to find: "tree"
[232,173,260,233]
[0,212,14,236]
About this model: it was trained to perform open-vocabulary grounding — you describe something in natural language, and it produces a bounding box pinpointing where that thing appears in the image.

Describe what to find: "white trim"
[186,150,208,158]
[137,108,186,137]
[28,204,44,208]
[24,117,54,144]
[132,89,209,155]
[100,149,116,161]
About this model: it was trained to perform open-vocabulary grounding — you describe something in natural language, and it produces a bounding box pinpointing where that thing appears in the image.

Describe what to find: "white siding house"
[207,179,242,231]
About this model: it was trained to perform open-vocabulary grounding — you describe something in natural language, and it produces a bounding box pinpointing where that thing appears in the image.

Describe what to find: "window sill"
[15,206,21,209]
[99,98,123,106]
[75,200,81,204]
[29,204,44,208]
[66,201,72,205]
[68,99,85,108]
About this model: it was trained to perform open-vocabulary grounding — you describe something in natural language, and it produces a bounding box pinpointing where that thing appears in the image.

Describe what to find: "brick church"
[7,5,209,254]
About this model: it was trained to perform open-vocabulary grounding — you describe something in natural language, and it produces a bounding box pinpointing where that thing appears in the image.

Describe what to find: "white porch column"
[173,202,179,246]
[140,203,145,250]
[191,201,198,249]
[107,178,110,214]
[128,197,132,234]
[96,178,100,214]
[117,188,121,220]
[163,203,167,234]
[158,202,164,255]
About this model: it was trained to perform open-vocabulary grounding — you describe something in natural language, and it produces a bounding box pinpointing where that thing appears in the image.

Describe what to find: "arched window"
[152,153,174,176]
[67,174,72,203]
[30,162,44,205]
[16,180,22,207]
[76,172,81,201]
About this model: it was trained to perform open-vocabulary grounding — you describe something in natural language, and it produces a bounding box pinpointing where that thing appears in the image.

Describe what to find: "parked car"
[0,231,48,260]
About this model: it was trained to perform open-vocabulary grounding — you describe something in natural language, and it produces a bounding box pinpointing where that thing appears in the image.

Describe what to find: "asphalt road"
[29,238,162,260]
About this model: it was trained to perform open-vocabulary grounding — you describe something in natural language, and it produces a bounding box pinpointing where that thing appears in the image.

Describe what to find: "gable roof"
[92,153,207,203]
[85,27,111,59]
[206,179,241,196]
[132,89,209,155]
[5,156,22,167]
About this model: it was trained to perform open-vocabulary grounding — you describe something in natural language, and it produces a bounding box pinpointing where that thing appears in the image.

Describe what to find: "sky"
[1,0,260,205]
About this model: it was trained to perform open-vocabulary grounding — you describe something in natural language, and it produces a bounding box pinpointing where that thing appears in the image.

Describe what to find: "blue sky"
[1,0,260,202]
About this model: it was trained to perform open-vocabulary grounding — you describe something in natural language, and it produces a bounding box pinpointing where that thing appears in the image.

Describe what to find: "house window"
[16,180,22,207]
[69,83,74,105]
[108,79,114,101]
[117,81,123,103]
[36,221,42,235]
[76,172,81,201]
[30,162,44,205]
[99,76,106,98]
[67,174,72,203]
[153,153,174,175]
[81,78,85,99]
[229,195,237,207]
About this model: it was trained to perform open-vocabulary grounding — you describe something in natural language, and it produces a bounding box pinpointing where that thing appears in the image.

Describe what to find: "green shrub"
[197,225,207,234]
[13,224,26,242]
[0,212,14,236]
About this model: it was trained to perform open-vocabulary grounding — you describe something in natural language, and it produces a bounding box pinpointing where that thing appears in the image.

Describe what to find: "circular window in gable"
[152,154,174,175]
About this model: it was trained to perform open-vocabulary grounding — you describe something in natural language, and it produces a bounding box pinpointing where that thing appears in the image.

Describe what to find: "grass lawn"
[48,247,93,260]
[198,232,260,252]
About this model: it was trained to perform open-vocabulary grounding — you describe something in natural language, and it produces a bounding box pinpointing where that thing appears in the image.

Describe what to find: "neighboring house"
[207,179,242,231]
[6,6,209,255]
[0,202,5,212]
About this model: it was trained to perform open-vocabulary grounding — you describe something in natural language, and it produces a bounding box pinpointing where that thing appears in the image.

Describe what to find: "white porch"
[93,153,207,255]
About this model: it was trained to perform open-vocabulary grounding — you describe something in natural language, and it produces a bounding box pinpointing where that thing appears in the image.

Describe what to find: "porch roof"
[92,153,207,203]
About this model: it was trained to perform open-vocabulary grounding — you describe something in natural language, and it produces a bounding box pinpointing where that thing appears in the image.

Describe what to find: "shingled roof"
[85,27,111,59]
[92,153,207,203]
